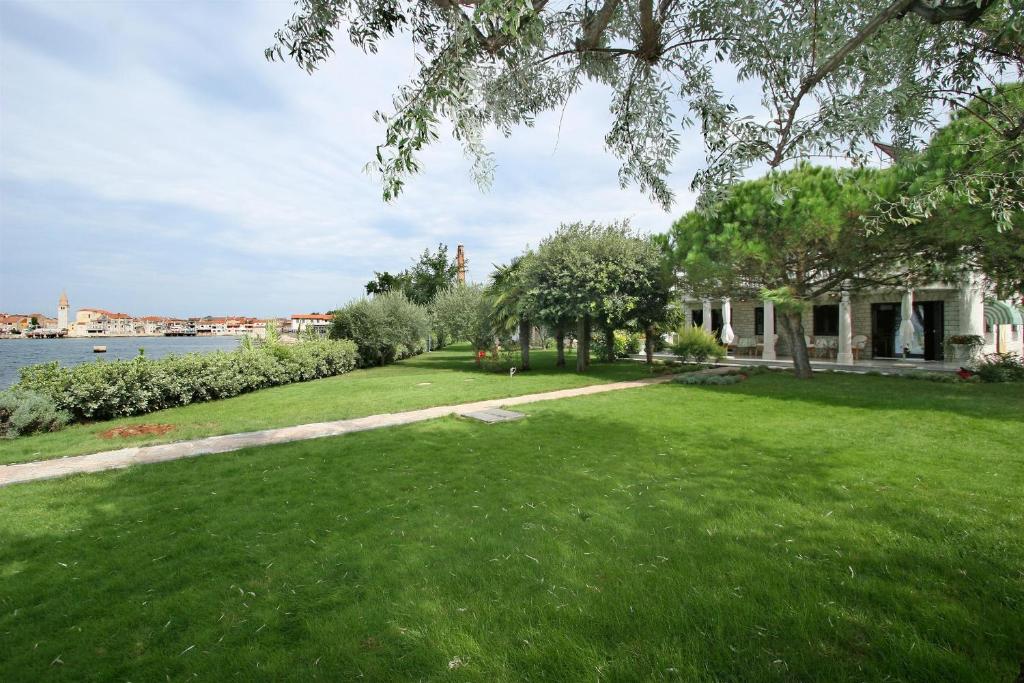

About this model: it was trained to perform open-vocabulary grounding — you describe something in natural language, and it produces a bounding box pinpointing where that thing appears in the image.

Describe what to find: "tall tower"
[456,245,466,284]
[57,290,69,330]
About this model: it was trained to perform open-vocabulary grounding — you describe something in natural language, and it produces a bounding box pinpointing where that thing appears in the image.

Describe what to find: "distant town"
[0,291,333,339]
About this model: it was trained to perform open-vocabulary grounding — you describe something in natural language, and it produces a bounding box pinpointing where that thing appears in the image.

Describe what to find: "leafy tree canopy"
[668,164,906,300]
[873,84,1024,296]
[364,243,460,304]
[666,164,909,376]
[269,0,1022,216]
[430,282,493,349]
[365,270,410,295]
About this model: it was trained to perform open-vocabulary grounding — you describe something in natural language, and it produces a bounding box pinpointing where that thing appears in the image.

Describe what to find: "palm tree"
[487,256,533,371]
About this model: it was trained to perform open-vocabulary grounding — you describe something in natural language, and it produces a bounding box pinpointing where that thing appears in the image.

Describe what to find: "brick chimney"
[456,244,466,284]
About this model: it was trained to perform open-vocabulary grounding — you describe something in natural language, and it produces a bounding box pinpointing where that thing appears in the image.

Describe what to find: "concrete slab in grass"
[462,408,527,424]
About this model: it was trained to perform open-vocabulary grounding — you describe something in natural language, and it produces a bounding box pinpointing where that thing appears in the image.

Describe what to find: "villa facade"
[681,275,1023,364]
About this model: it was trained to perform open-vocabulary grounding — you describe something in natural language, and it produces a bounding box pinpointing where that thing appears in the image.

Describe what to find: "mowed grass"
[0,345,653,465]
[1,373,1021,681]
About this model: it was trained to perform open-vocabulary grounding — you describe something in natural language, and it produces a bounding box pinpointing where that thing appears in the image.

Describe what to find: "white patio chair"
[736,337,756,357]
[852,335,868,360]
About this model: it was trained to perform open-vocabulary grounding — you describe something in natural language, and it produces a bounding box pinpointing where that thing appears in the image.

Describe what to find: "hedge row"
[14,339,359,422]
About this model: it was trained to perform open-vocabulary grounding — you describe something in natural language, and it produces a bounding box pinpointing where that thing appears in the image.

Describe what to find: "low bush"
[613,330,643,358]
[902,371,963,383]
[14,338,359,423]
[971,352,1024,383]
[0,390,71,438]
[671,326,726,363]
[332,292,429,367]
[478,347,520,373]
[651,361,705,375]
[673,373,745,385]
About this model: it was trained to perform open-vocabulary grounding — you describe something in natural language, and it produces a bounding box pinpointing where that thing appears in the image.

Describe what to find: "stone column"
[837,291,854,364]
[683,304,693,328]
[702,299,712,333]
[959,273,985,337]
[762,299,776,360]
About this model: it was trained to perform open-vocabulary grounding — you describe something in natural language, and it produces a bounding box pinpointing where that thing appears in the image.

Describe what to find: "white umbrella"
[899,290,915,355]
[720,298,735,345]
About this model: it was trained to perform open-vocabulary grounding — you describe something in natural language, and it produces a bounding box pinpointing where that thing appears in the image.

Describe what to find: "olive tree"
[521,221,664,371]
[430,283,490,348]
[268,0,1022,222]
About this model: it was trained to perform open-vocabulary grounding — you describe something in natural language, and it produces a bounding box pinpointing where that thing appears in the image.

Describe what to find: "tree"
[405,243,460,306]
[522,221,660,372]
[487,255,535,371]
[587,229,666,363]
[365,271,409,296]
[666,164,906,378]
[269,0,1022,221]
[430,283,491,350]
[634,239,678,364]
[873,84,1024,296]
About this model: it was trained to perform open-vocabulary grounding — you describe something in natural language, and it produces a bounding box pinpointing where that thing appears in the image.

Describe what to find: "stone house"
[680,275,1023,363]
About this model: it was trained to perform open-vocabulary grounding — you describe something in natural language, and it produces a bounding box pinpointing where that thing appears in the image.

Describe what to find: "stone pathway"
[0,375,672,488]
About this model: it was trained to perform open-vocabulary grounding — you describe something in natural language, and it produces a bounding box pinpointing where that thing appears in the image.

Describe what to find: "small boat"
[93,345,107,353]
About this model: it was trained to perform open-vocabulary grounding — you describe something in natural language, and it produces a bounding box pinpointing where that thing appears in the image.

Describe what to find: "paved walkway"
[0,375,672,488]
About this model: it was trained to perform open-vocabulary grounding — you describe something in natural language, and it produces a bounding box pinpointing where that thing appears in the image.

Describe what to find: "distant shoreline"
[0,334,253,341]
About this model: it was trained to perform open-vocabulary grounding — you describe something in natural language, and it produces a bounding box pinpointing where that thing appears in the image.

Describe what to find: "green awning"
[984,300,1024,326]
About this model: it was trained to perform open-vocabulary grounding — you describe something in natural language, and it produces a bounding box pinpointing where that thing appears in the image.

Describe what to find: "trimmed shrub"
[673,373,745,385]
[14,339,359,423]
[332,292,429,367]
[671,326,726,363]
[971,352,1024,383]
[0,390,71,438]
[902,371,962,383]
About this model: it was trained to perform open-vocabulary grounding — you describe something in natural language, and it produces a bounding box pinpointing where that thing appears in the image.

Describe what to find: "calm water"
[0,336,241,389]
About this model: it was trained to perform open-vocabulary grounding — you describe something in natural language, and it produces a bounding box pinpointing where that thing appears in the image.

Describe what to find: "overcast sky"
[0,0,758,318]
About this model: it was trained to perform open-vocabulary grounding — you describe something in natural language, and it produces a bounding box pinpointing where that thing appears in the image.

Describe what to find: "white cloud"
[0,0,711,317]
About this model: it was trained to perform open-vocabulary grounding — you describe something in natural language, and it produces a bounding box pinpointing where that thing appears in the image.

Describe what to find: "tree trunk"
[604,324,616,362]
[644,325,655,364]
[576,315,591,372]
[519,318,531,371]
[778,310,813,379]
[555,325,566,367]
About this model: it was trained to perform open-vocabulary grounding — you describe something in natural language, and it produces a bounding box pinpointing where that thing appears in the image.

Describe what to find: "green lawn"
[0,345,653,465]
[1,373,1021,681]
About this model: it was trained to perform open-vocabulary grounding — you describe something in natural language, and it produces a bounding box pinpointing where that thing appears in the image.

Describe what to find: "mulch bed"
[99,424,176,439]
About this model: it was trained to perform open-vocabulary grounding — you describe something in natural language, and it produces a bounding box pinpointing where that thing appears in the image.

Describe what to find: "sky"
[0,0,756,318]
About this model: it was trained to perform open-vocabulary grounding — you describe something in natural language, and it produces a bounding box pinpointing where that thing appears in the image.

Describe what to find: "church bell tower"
[58,290,69,330]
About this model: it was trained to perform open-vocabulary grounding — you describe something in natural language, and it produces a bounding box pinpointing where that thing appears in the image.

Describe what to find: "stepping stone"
[462,408,526,423]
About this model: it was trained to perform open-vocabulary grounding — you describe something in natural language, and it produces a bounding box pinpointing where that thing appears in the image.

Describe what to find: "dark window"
[754,307,764,336]
[813,305,839,336]
[691,309,703,327]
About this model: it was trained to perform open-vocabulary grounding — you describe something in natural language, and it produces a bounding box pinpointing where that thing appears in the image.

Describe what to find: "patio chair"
[817,336,838,359]
[736,337,756,357]
[852,335,868,360]
[804,335,816,358]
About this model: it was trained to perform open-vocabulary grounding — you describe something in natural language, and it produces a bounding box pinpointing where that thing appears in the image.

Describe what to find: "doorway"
[915,300,945,361]
[871,303,899,358]
[691,308,723,336]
